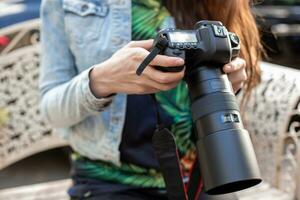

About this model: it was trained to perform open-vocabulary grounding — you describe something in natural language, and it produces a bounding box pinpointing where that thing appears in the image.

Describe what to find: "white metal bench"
[0,20,299,200]
[0,19,67,171]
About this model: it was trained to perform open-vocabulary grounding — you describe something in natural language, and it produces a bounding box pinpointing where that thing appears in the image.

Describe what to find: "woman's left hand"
[223,57,247,93]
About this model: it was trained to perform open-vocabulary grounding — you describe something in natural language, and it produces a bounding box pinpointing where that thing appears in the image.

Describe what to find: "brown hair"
[164,0,263,106]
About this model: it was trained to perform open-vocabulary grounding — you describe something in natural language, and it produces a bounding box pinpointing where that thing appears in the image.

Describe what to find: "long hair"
[164,0,263,106]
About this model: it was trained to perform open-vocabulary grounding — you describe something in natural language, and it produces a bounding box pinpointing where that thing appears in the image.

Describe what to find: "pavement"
[0,147,71,189]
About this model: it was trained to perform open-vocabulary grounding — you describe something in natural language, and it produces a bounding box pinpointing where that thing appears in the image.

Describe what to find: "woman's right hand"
[89,39,185,97]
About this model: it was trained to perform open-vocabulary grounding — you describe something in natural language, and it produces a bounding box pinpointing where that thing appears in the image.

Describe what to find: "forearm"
[40,68,113,128]
[89,61,116,98]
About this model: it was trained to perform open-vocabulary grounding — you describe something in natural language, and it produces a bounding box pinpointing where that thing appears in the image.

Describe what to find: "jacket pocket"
[62,0,109,45]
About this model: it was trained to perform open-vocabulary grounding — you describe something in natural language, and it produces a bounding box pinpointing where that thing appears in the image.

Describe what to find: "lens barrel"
[186,66,262,195]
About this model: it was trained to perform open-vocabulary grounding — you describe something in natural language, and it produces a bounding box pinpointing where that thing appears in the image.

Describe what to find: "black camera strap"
[151,94,204,200]
[136,35,169,76]
[151,94,188,200]
[142,36,203,199]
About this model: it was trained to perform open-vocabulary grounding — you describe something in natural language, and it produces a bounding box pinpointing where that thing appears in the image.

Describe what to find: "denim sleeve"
[39,0,112,128]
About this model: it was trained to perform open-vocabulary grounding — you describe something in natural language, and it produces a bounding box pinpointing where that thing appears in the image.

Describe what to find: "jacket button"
[81,4,89,12]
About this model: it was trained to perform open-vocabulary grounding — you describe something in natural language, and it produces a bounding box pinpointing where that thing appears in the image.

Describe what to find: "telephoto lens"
[186,64,261,194]
[184,21,261,194]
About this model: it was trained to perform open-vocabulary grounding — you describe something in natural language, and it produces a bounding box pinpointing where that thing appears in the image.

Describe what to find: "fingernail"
[225,65,232,71]
[176,58,184,65]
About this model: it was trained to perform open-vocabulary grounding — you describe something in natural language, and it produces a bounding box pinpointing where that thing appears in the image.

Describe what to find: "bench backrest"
[0,19,299,199]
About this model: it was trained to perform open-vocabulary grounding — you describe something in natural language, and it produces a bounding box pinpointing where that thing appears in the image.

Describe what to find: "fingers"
[126,39,185,70]
[150,55,185,67]
[127,40,185,67]
[130,47,184,67]
[232,83,244,93]
[223,57,246,73]
[227,68,247,84]
[125,40,185,92]
[140,78,180,93]
[224,57,247,92]
[127,40,154,50]
[143,66,185,84]
[129,46,185,84]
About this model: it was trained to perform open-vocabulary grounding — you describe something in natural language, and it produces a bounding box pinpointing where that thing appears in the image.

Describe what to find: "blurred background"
[0,0,299,199]
[254,0,300,69]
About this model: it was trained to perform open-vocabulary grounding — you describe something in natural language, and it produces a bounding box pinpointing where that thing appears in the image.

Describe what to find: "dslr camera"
[137,20,261,196]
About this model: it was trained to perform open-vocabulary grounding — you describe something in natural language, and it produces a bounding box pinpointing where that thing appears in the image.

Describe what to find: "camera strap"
[151,94,204,200]
[151,94,188,200]
[136,35,169,76]
[142,35,204,199]
[187,157,203,200]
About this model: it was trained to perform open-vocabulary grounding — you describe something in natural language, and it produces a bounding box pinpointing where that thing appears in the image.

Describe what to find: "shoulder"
[41,0,63,10]
[40,0,64,19]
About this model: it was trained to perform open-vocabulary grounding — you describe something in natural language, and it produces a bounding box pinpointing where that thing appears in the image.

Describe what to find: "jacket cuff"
[80,67,115,112]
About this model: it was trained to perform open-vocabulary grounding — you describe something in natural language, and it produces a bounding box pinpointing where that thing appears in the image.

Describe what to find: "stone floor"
[0,147,293,200]
[0,147,71,189]
[0,179,72,200]
[0,179,292,200]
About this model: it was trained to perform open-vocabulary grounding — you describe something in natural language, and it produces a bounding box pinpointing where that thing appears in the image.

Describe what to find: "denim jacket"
[39,0,175,166]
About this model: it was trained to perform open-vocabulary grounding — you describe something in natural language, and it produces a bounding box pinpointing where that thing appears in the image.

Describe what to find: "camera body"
[141,20,262,195]
[153,20,240,73]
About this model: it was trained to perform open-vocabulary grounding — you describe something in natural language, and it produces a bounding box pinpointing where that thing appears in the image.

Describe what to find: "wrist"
[89,62,116,98]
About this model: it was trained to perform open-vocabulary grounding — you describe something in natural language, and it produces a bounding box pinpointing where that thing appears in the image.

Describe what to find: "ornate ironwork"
[0,19,67,170]
[0,19,299,199]
[238,63,300,199]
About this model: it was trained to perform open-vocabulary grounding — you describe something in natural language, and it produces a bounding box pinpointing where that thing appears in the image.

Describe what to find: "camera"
[137,20,261,196]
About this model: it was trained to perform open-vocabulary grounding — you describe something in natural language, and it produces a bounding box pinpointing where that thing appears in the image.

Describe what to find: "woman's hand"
[89,39,246,97]
[89,39,185,97]
[223,57,247,93]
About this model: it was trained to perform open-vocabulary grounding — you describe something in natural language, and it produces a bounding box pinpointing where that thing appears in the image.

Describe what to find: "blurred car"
[254,0,300,69]
[0,0,40,28]
[0,0,41,51]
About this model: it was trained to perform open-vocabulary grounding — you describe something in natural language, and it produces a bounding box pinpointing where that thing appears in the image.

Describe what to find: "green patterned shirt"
[72,0,195,188]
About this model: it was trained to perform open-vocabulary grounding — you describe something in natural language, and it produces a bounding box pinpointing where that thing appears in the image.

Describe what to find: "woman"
[39,0,262,199]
